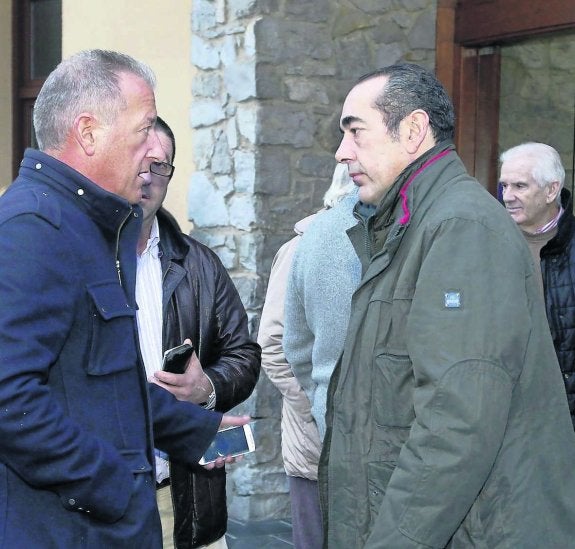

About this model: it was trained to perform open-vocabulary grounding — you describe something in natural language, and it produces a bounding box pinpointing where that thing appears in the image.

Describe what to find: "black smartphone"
[162,343,193,374]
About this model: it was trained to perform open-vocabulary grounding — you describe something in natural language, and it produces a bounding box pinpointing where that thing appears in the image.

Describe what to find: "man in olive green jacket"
[319,63,575,548]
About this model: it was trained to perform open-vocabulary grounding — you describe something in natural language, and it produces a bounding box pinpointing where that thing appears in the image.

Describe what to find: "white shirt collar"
[141,216,161,258]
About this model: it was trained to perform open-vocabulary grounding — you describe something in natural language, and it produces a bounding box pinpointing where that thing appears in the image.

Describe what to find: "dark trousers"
[288,476,323,549]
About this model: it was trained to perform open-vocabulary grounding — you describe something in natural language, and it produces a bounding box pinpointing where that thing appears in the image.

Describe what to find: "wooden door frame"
[435,0,575,195]
[12,0,62,178]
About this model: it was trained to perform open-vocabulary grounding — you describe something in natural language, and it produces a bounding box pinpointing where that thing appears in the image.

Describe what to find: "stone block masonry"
[189,0,438,520]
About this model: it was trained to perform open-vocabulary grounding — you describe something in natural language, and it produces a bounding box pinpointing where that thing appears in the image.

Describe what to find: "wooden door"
[436,0,575,194]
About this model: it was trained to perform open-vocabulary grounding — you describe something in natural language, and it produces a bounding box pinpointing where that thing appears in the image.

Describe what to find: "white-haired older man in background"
[500,142,575,426]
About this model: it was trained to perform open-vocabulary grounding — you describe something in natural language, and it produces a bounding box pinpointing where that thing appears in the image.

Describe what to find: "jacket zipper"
[352,207,375,260]
[360,214,374,259]
[115,208,133,286]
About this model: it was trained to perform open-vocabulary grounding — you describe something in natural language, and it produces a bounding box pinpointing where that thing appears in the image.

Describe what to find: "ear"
[401,110,430,154]
[546,180,561,204]
[72,113,99,156]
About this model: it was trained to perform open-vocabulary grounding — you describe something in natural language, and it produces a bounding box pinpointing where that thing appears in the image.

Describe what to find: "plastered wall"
[62,0,195,233]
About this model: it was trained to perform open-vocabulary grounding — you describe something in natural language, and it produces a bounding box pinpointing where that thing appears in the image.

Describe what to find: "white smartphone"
[198,424,255,465]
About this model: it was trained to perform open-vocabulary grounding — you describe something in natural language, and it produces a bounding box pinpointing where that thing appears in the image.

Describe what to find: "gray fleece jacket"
[284,192,361,439]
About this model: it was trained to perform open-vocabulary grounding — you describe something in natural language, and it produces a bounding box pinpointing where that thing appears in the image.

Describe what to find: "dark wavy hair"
[356,63,455,142]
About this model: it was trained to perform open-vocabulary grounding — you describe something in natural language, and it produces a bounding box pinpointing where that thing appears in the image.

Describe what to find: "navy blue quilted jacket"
[540,188,575,425]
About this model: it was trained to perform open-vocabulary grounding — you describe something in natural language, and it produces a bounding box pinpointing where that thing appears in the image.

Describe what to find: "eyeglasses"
[150,161,175,178]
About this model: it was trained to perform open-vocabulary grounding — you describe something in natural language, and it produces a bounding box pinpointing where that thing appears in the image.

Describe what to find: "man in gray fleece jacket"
[282,171,363,548]
[284,190,361,439]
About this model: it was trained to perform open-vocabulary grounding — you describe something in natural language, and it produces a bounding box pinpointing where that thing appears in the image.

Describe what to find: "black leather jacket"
[157,208,261,548]
[541,189,575,426]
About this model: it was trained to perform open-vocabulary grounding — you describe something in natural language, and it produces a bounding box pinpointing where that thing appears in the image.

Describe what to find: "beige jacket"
[258,215,322,479]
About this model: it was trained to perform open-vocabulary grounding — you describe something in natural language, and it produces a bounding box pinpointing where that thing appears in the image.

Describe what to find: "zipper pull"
[116,259,122,285]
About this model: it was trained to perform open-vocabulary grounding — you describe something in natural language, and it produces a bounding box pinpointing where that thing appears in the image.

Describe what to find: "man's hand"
[151,339,214,404]
[201,414,251,471]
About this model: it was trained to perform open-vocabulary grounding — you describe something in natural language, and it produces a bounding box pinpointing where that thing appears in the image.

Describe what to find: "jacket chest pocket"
[373,353,415,427]
[87,281,137,375]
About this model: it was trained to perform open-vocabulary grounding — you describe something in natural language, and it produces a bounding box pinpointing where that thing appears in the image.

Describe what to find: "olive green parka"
[320,143,575,548]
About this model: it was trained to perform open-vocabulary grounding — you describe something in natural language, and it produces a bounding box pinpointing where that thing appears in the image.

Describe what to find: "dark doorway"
[12,0,62,177]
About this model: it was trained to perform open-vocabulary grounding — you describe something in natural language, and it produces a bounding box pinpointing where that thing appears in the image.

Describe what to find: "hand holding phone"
[162,343,193,375]
[199,424,255,465]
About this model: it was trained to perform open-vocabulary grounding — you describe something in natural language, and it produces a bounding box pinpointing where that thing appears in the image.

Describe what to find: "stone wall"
[189,0,438,520]
[499,32,575,191]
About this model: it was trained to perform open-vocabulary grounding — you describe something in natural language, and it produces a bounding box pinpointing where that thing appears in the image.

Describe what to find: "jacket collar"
[156,207,189,264]
[154,208,191,313]
[351,141,455,262]
[371,141,455,233]
[20,149,138,235]
[294,211,320,236]
[541,188,575,256]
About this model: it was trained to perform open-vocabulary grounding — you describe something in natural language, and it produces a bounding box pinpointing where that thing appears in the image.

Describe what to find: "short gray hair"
[33,49,156,151]
[323,163,356,208]
[500,142,565,202]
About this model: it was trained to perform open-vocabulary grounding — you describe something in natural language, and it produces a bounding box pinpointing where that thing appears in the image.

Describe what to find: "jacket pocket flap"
[87,281,135,321]
[120,449,152,474]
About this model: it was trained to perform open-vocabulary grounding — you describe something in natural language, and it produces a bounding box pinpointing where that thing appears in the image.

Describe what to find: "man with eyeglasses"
[136,117,261,549]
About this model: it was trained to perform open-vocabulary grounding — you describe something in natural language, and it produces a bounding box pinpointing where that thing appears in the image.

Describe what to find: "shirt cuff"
[202,376,216,410]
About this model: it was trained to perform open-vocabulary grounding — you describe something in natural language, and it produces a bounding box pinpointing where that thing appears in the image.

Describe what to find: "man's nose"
[146,126,164,160]
[140,171,153,184]
[335,135,354,163]
[501,186,513,202]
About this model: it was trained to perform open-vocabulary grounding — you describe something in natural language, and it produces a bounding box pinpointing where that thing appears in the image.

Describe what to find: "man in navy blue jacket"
[0,49,247,548]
